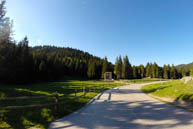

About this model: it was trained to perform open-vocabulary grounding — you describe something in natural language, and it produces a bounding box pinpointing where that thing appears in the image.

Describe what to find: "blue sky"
[6,0,193,66]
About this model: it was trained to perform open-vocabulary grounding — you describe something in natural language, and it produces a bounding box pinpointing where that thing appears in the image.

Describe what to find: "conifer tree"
[101,57,108,78]
[133,66,137,79]
[168,65,171,79]
[170,65,177,79]
[114,57,119,79]
[87,61,96,79]
[117,56,123,79]
[139,65,145,78]
[122,56,132,79]
[163,65,168,79]
[145,63,150,77]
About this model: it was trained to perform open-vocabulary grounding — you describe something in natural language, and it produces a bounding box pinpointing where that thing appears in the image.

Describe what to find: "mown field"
[0,80,125,129]
[142,80,193,102]
[0,78,165,129]
[121,78,168,84]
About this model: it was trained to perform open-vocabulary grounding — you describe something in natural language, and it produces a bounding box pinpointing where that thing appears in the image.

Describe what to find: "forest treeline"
[113,56,182,80]
[0,0,191,84]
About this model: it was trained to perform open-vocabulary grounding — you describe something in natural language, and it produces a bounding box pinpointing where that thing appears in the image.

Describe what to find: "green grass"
[121,78,168,84]
[0,80,125,129]
[142,80,193,101]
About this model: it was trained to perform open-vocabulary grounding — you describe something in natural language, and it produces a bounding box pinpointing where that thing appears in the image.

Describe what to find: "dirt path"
[49,82,193,129]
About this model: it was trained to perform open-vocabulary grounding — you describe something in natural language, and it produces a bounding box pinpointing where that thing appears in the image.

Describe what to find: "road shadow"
[49,87,193,129]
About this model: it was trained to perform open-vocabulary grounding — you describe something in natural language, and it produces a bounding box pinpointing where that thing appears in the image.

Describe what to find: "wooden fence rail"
[0,85,106,111]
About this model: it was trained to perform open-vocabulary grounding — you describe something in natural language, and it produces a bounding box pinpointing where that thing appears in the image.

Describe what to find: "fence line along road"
[0,85,105,111]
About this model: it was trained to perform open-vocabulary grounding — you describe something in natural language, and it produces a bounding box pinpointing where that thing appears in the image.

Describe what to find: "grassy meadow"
[0,78,165,129]
[142,80,193,102]
[0,80,125,129]
[120,78,168,84]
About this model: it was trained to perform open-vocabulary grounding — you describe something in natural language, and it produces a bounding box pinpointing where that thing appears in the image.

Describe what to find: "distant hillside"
[176,62,193,70]
[176,62,193,76]
[31,46,101,61]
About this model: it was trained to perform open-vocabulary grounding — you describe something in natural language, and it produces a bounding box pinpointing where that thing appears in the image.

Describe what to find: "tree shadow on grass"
[49,88,193,129]
[175,93,193,105]
[142,85,171,94]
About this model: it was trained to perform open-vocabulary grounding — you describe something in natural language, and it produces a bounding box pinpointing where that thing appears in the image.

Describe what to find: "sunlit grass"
[121,78,168,84]
[142,80,193,101]
[0,80,124,129]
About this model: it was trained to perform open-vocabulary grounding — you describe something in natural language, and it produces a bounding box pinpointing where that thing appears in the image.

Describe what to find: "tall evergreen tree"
[87,61,96,79]
[114,57,119,79]
[122,56,133,79]
[139,65,145,78]
[101,56,108,78]
[145,63,150,77]
[168,65,171,79]
[117,56,123,79]
[114,56,123,79]
[163,65,169,79]
[133,66,137,79]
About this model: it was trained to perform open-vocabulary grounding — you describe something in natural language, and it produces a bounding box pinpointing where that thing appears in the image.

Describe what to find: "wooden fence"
[0,85,105,111]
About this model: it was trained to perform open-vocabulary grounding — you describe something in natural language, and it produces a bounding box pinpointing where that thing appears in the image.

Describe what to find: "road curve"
[49,82,193,129]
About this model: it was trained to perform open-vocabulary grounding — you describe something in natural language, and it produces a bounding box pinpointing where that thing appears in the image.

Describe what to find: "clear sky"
[5,0,193,66]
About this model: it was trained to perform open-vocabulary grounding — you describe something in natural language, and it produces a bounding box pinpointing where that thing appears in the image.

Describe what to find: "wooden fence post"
[55,92,59,113]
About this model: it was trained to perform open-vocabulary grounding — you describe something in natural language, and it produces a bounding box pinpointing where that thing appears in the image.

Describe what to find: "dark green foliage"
[87,60,96,79]
[113,55,182,80]
[132,66,137,79]
[0,43,106,83]
[122,56,133,79]
[131,62,180,79]
[101,57,108,78]
[114,56,123,79]
[139,65,145,78]
[145,63,151,77]
[170,65,178,79]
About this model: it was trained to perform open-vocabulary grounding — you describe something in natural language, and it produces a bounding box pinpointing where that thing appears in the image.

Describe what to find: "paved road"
[49,82,193,129]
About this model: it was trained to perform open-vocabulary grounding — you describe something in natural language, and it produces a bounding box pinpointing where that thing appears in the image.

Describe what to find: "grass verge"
[0,80,125,129]
[121,78,168,84]
[141,80,193,111]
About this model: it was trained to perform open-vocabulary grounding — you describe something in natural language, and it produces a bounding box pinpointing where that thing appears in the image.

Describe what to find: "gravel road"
[49,82,193,129]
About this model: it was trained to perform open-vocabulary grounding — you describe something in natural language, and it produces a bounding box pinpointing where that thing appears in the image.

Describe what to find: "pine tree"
[168,65,171,79]
[87,61,96,79]
[139,65,145,78]
[133,66,137,79]
[117,56,123,79]
[114,56,123,79]
[114,57,119,79]
[122,56,132,79]
[152,63,158,78]
[163,65,169,79]
[145,63,150,77]
[101,57,108,78]
[170,65,178,79]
